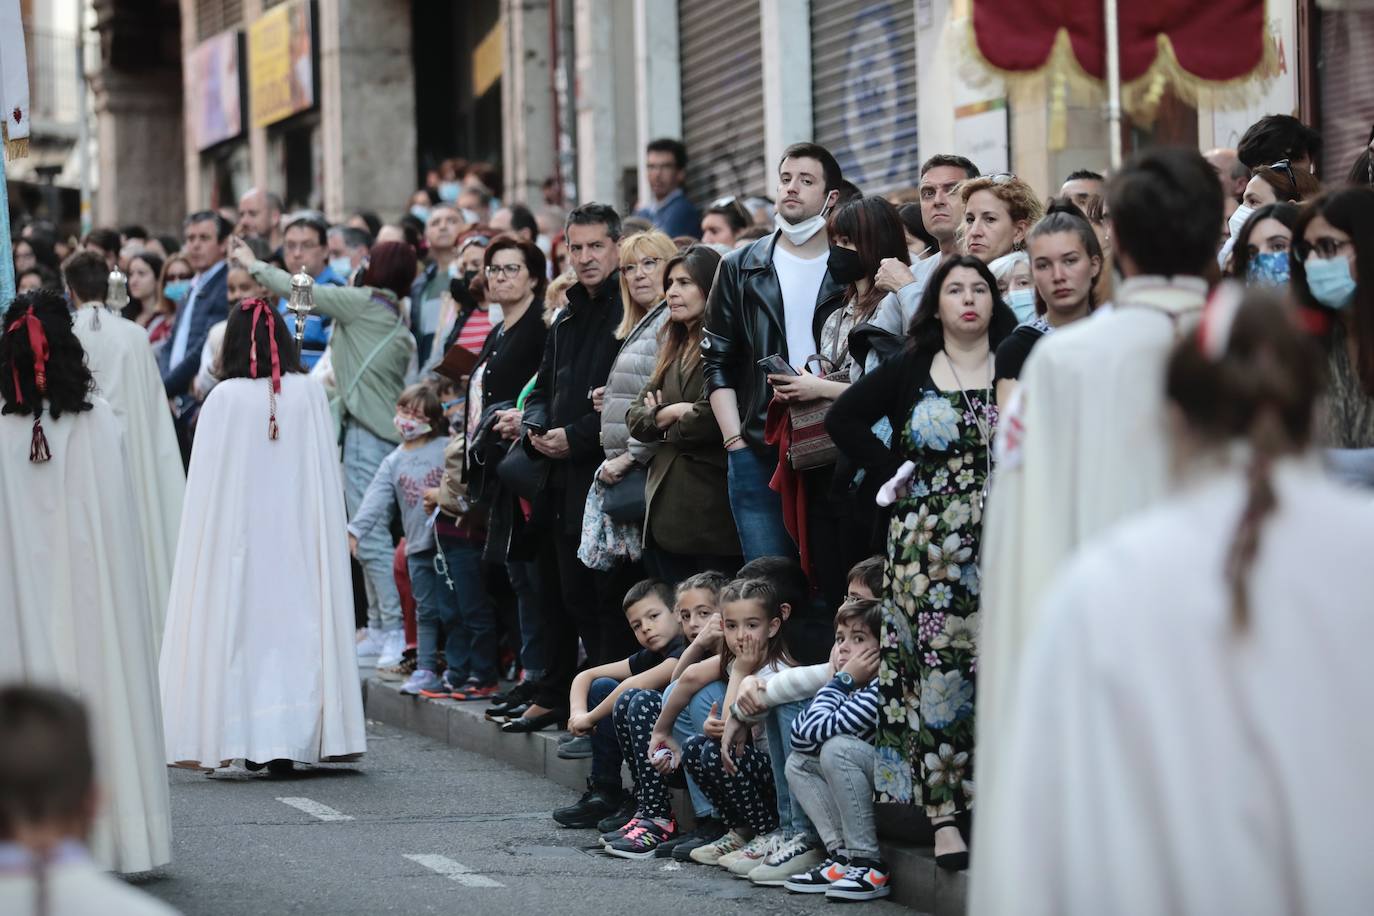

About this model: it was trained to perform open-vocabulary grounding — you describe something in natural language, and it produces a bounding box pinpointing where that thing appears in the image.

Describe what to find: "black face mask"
[450,271,479,309]
[827,245,866,285]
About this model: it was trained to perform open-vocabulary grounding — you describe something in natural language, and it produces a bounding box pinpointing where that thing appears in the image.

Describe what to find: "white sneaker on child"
[356,627,385,658]
[689,829,750,866]
[725,832,781,875]
[748,835,826,886]
[400,669,443,695]
[376,629,406,668]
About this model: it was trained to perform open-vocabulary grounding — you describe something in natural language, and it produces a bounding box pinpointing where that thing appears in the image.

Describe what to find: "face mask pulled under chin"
[775,198,834,246]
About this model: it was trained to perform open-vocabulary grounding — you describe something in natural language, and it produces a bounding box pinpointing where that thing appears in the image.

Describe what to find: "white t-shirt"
[773,245,830,370]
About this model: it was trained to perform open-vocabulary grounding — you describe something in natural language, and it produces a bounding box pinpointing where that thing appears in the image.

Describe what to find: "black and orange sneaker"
[783,854,850,894]
[604,818,676,860]
[452,682,500,701]
[825,859,891,901]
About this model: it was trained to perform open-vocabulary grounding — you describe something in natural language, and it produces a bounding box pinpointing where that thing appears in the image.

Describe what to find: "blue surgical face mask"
[438,181,461,203]
[410,204,431,223]
[328,256,354,278]
[164,279,191,303]
[1247,251,1291,288]
[1008,287,1037,323]
[1305,256,1358,310]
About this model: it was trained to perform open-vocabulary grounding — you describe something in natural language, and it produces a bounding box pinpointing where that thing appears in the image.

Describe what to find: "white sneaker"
[748,834,826,886]
[725,832,781,875]
[375,629,406,668]
[355,627,385,658]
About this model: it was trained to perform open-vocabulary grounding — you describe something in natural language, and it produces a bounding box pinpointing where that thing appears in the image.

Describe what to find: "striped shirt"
[788,679,881,756]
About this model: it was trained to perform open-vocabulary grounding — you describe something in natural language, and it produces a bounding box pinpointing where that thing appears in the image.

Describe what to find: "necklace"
[942,349,994,513]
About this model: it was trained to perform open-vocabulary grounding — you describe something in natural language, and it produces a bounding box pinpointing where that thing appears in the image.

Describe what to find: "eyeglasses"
[710,195,739,208]
[484,263,526,278]
[621,257,662,278]
[985,172,1018,185]
[1295,237,1353,261]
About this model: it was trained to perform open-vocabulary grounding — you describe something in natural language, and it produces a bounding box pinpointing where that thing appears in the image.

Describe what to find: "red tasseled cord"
[29,415,51,463]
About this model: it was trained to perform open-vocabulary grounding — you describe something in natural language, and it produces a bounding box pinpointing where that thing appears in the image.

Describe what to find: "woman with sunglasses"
[701,198,752,248]
[1290,187,1374,481]
[1240,161,1320,210]
[958,175,1045,265]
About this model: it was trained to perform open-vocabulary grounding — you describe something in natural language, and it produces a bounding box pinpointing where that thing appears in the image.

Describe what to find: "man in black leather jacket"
[701,142,847,561]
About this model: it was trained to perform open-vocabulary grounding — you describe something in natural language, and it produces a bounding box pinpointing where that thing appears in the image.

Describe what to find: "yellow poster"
[249,1,314,128]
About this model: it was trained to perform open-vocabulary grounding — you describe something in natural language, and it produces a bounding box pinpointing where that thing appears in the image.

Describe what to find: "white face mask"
[1228,204,1255,241]
[775,206,831,246]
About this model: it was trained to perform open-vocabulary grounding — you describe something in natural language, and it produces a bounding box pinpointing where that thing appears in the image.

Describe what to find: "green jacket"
[250,260,413,443]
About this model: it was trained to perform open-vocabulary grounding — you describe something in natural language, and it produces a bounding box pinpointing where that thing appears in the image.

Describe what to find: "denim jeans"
[663,678,727,819]
[438,537,499,685]
[343,420,402,631]
[767,698,816,840]
[588,676,622,792]
[505,558,545,679]
[784,736,879,859]
[726,447,797,562]
[407,550,448,674]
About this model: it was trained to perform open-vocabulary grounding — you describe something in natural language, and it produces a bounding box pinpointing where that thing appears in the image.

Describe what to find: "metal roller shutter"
[811,0,919,194]
[1318,8,1374,180]
[678,0,767,205]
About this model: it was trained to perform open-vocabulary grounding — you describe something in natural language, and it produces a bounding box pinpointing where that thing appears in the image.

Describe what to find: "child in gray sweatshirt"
[348,383,449,694]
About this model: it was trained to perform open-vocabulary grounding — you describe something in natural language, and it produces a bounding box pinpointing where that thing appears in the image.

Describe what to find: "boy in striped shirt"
[781,597,889,901]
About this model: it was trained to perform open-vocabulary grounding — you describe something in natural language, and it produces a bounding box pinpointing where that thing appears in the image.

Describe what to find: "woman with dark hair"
[826,254,1016,870]
[1289,187,1374,468]
[458,237,552,698]
[231,235,418,666]
[160,298,366,774]
[12,235,59,275]
[1240,162,1320,210]
[125,250,165,325]
[626,244,740,581]
[1224,201,1299,286]
[995,199,1103,404]
[981,289,1374,914]
[0,288,173,874]
[897,202,937,262]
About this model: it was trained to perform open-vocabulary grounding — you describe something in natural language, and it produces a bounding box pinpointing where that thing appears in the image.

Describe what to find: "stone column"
[573,0,619,205]
[502,0,557,207]
[92,69,186,231]
[317,0,417,220]
[760,0,812,178]
[633,0,680,208]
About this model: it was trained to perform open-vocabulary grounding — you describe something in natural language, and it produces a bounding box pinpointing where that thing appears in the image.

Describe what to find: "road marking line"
[404,854,503,888]
[276,797,354,822]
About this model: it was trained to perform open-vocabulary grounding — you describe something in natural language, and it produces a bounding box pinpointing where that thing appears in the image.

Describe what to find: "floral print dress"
[874,382,996,815]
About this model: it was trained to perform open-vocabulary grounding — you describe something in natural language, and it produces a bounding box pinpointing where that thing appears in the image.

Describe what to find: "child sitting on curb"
[601,572,728,858]
[783,597,888,901]
[550,580,686,830]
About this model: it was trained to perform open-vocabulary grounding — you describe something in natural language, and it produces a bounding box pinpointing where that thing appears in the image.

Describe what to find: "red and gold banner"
[969,0,1275,122]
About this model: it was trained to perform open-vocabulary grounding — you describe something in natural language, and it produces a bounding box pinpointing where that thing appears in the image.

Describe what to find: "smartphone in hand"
[756,354,799,377]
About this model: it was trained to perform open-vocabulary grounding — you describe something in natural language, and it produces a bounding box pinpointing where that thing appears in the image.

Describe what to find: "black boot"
[552,778,624,829]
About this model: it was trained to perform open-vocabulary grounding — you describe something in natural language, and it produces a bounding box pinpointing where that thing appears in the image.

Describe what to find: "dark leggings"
[614,688,672,819]
[681,735,778,835]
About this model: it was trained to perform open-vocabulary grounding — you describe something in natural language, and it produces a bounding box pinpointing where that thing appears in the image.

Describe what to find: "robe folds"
[971,276,1208,914]
[977,461,1374,915]
[0,400,172,874]
[159,373,366,768]
[72,306,184,649]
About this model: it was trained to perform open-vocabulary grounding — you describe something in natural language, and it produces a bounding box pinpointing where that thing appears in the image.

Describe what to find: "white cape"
[971,276,1208,913]
[159,374,366,767]
[978,461,1374,915]
[0,400,172,874]
[73,307,185,649]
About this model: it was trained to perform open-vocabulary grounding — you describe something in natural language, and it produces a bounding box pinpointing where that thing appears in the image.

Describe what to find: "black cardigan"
[825,347,939,486]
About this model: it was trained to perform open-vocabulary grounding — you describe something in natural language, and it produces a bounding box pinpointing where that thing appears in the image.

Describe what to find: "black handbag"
[497,443,550,502]
[601,465,648,522]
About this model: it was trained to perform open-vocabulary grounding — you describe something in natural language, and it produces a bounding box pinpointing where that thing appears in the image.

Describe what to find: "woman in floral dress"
[826,255,1016,870]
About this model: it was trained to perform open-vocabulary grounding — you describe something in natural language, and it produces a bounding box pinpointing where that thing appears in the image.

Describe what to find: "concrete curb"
[363,677,968,915]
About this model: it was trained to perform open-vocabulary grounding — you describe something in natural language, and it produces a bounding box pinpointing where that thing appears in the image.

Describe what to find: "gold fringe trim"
[3,122,29,161]
[959,19,1280,132]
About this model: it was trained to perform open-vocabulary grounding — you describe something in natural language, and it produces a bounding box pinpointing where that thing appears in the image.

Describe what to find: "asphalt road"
[131,718,919,915]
